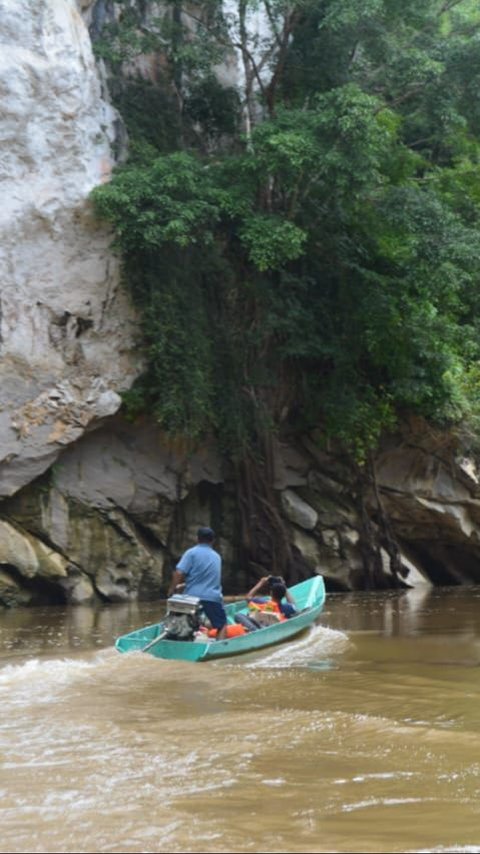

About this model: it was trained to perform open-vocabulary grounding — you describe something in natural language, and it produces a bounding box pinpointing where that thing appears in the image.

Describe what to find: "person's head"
[271,582,287,603]
[268,575,284,590]
[197,526,215,544]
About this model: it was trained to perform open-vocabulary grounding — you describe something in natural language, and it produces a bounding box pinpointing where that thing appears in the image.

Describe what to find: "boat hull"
[115,576,326,662]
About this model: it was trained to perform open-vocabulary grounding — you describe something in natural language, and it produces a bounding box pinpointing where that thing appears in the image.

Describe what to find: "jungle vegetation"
[92,0,480,579]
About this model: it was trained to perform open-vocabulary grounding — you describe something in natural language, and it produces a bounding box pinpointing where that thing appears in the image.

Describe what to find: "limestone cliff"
[0,0,142,499]
[1,1,480,607]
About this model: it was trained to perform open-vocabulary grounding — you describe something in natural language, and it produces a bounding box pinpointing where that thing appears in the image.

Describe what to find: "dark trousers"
[234,613,261,632]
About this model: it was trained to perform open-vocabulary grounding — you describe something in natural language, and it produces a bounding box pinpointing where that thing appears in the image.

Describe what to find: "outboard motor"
[162,594,203,641]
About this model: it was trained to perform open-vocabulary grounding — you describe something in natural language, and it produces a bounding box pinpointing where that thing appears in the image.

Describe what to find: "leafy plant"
[92,0,480,574]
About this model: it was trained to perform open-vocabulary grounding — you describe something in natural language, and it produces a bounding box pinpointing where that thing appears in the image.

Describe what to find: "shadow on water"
[0,599,166,663]
[2,584,480,664]
[321,584,480,637]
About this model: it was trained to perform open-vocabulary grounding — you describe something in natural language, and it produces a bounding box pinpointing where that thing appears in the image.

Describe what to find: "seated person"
[245,575,297,622]
[234,612,262,632]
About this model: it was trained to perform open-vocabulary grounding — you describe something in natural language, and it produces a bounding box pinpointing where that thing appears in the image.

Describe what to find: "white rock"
[281,488,318,531]
[0,0,143,498]
[0,518,68,579]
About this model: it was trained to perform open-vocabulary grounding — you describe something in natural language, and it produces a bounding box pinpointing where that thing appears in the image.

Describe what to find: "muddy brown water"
[0,586,479,853]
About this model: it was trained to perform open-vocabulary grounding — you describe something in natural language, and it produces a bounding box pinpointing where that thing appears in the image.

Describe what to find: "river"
[0,586,479,854]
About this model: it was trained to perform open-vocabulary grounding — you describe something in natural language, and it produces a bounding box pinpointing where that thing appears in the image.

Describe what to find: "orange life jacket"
[248,599,286,621]
[207,624,247,639]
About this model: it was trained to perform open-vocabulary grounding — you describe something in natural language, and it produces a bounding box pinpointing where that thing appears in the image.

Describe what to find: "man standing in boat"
[168,527,228,641]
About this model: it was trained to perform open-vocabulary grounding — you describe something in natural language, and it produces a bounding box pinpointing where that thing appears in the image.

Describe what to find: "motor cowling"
[163,594,203,641]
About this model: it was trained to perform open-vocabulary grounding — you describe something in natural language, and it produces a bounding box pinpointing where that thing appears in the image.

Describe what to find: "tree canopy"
[92,0,480,465]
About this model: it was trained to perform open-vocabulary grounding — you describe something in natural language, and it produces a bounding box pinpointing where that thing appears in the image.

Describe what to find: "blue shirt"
[176,544,223,603]
[280,601,297,618]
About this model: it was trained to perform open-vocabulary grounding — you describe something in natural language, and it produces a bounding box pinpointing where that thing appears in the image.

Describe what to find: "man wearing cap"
[167,527,228,640]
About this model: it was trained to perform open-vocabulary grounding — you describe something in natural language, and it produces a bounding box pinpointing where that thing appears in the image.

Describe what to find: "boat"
[115,575,326,662]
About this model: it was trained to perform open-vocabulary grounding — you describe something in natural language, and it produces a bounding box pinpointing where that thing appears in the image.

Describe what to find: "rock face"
[373,430,480,586]
[1,2,480,607]
[1,416,228,605]
[5,412,476,606]
[0,0,142,500]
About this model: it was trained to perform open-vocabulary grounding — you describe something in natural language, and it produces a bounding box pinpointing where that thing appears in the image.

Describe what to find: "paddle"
[141,630,168,653]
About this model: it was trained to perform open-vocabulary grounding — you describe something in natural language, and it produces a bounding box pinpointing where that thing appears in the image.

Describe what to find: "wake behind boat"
[115,576,326,662]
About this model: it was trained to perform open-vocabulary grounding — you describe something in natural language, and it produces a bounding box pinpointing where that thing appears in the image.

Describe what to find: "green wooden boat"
[115,575,326,662]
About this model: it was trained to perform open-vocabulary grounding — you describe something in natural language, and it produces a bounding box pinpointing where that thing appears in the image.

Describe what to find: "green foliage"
[112,79,182,153]
[92,0,480,459]
[116,246,220,439]
[92,153,223,251]
[184,77,240,140]
[239,216,307,270]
